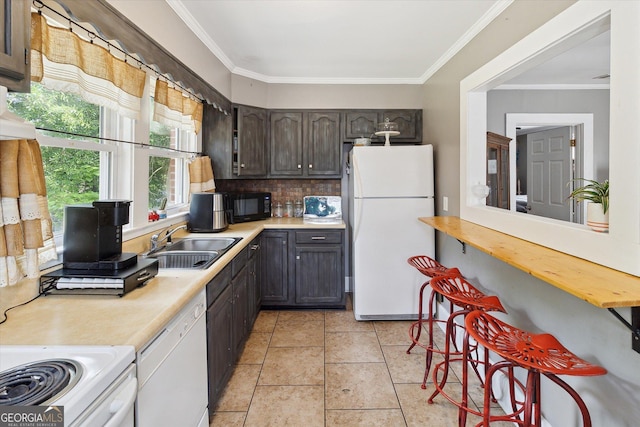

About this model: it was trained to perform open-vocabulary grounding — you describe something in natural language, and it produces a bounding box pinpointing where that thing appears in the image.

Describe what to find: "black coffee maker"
[63,200,137,270]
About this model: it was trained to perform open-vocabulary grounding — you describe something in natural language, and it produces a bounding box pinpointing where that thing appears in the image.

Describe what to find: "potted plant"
[568,178,609,232]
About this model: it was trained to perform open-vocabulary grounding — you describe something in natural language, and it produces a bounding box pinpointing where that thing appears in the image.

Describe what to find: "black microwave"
[224,191,272,223]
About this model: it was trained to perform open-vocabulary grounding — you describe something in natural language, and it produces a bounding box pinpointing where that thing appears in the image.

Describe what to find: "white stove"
[0,345,136,427]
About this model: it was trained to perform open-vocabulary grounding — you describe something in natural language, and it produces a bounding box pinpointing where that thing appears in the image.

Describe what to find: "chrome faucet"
[148,224,187,255]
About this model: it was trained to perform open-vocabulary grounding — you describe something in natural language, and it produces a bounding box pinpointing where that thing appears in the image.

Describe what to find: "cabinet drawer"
[206,264,231,307]
[295,231,343,244]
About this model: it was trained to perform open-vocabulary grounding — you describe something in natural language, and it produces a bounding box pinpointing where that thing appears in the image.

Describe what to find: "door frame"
[506,113,594,222]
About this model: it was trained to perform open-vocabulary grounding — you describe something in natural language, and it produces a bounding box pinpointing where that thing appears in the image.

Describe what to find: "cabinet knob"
[297,164,301,169]
[309,164,313,169]
[240,163,245,168]
[296,255,300,260]
[250,244,260,250]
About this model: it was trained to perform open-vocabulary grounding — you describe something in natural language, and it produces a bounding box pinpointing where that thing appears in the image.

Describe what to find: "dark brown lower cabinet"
[206,236,261,418]
[261,229,345,309]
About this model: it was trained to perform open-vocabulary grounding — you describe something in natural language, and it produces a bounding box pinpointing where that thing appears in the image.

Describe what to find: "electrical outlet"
[443,196,449,212]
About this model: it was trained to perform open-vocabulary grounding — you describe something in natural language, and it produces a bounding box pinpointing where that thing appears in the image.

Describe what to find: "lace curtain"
[0,139,57,287]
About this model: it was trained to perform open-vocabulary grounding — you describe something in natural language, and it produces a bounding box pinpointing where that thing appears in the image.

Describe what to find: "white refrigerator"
[349,145,435,320]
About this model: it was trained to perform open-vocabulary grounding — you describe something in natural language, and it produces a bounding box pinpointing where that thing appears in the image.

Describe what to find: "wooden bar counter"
[420,216,640,309]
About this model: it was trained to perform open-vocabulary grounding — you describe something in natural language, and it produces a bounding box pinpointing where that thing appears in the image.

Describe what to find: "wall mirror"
[460,1,640,276]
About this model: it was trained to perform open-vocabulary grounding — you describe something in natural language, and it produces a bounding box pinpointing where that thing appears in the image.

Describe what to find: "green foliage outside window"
[7,84,100,232]
[149,121,172,210]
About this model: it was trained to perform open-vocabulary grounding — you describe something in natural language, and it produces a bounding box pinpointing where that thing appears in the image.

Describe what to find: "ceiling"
[166,0,610,87]
[166,0,509,84]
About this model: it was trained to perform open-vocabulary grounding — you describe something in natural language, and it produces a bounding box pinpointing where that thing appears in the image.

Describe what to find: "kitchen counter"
[421,216,640,308]
[0,218,345,350]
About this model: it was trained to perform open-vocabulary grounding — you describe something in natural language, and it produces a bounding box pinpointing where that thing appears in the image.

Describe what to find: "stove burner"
[0,359,82,406]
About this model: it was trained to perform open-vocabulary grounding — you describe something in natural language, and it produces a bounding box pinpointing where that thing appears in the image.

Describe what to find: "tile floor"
[210,295,511,426]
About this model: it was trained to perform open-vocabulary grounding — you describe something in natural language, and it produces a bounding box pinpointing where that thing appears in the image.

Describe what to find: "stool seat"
[406,255,463,361]
[407,255,461,278]
[461,310,607,427]
[466,311,606,377]
[429,275,506,314]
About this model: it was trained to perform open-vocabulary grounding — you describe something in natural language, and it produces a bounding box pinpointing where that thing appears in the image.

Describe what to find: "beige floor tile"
[325,310,374,332]
[325,331,384,363]
[237,331,271,364]
[326,363,399,410]
[381,344,446,386]
[373,320,415,346]
[214,364,261,412]
[209,411,246,427]
[408,318,450,352]
[258,346,324,385]
[395,382,463,427]
[252,310,279,332]
[270,320,325,347]
[326,409,407,426]
[244,385,324,427]
[276,310,325,323]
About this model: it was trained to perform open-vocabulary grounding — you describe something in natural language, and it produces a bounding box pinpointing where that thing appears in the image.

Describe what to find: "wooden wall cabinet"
[486,131,512,209]
[270,111,304,176]
[0,0,31,92]
[234,105,268,177]
[343,109,422,144]
[269,111,341,178]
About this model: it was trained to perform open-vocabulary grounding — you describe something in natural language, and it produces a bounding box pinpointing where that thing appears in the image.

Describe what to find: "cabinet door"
[270,112,303,176]
[0,0,30,92]
[305,112,342,177]
[379,110,422,143]
[260,231,291,305]
[247,239,261,325]
[294,244,344,306]
[207,284,233,409]
[237,106,267,176]
[344,111,378,140]
[232,267,250,354]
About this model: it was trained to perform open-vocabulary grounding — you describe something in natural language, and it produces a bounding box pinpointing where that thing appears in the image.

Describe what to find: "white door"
[526,127,572,221]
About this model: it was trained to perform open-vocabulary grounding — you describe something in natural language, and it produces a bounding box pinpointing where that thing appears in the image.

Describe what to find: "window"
[7,79,197,237]
[7,83,111,232]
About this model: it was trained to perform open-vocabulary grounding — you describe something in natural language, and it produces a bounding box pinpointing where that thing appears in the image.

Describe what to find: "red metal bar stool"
[406,256,461,363]
[412,273,506,390]
[462,310,607,427]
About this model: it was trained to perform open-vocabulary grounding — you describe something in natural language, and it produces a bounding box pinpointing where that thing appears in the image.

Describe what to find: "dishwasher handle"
[104,376,137,427]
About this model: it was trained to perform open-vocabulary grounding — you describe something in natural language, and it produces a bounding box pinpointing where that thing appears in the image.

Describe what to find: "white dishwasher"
[135,289,208,427]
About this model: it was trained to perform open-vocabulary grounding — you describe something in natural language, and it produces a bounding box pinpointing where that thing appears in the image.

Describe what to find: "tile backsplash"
[216,179,341,206]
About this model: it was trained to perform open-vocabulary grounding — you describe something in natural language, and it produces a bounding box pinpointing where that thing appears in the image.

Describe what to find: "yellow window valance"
[30,12,146,119]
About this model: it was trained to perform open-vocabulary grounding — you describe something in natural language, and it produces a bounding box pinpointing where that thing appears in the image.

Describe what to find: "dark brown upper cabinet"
[235,105,268,177]
[270,111,341,178]
[270,111,304,176]
[0,0,31,92]
[343,109,423,144]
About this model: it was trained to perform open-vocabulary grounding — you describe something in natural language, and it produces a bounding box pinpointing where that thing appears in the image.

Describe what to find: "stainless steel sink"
[151,251,220,270]
[144,237,241,269]
[165,237,241,252]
